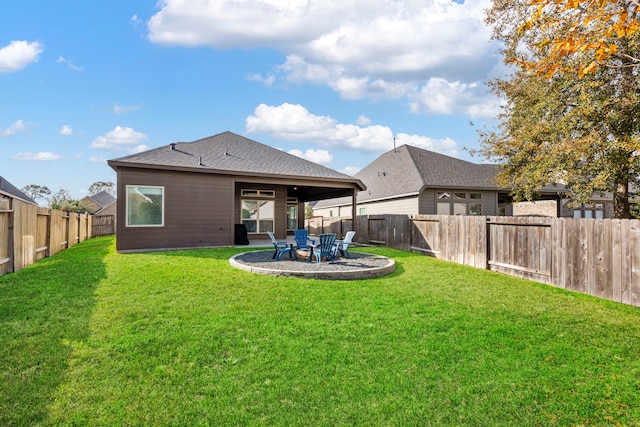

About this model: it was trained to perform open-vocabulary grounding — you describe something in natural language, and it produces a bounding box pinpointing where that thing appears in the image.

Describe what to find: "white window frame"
[436,191,483,215]
[240,189,276,233]
[126,185,165,227]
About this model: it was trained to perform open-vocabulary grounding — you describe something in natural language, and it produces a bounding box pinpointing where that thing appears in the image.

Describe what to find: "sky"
[1,0,505,201]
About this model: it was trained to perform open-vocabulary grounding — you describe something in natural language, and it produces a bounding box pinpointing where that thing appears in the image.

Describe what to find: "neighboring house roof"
[0,176,36,204]
[80,190,117,214]
[314,144,566,209]
[108,131,365,198]
[357,145,501,202]
[90,190,116,207]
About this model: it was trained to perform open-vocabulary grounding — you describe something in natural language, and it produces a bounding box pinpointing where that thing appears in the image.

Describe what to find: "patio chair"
[293,229,316,249]
[311,233,337,264]
[333,231,356,258]
[266,231,293,260]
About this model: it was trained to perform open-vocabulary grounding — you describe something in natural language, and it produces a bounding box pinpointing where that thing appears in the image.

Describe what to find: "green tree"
[88,181,115,196]
[48,188,85,213]
[21,184,51,204]
[482,0,640,218]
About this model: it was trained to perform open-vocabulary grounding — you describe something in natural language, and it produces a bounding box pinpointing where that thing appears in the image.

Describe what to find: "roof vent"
[198,156,204,166]
[169,143,176,151]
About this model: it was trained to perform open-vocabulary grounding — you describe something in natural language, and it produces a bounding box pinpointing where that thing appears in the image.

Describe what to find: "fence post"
[45,209,52,257]
[485,218,491,271]
[7,199,14,273]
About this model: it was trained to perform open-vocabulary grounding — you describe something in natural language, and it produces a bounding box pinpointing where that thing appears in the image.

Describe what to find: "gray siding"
[116,167,233,251]
[358,197,419,215]
[419,189,436,214]
[482,192,498,216]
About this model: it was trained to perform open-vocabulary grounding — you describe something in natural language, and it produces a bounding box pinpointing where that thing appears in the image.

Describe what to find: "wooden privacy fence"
[92,215,115,237]
[0,198,93,277]
[307,214,640,308]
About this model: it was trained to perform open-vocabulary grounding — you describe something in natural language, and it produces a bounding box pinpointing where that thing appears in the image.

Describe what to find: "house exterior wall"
[233,182,289,240]
[559,198,615,218]
[357,197,419,215]
[115,167,233,251]
[420,189,498,216]
[312,204,344,218]
[513,200,558,217]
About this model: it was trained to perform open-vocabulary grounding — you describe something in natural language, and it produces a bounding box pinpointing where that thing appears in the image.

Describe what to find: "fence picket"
[0,199,95,278]
[308,214,640,308]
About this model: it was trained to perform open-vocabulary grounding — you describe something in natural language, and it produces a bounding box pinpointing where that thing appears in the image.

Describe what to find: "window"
[241,200,274,233]
[437,203,451,215]
[126,186,164,227]
[241,189,275,233]
[573,203,605,219]
[359,207,367,215]
[469,203,482,215]
[436,191,483,215]
[242,189,275,197]
[287,204,298,230]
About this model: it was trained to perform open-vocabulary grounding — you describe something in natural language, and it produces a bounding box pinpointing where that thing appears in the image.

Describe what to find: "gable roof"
[0,176,36,204]
[356,145,500,202]
[314,144,566,209]
[108,131,365,191]
[88,190,116,207]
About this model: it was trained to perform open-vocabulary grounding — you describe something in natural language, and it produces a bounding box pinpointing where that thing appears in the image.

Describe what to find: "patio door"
[287,198,298,231]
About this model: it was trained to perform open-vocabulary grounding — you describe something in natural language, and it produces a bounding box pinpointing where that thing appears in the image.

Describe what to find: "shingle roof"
[108,131,363,187]
[0,176,36,204]
[89,190,116,207]
[355,144,501,202]
[315,144,568,209]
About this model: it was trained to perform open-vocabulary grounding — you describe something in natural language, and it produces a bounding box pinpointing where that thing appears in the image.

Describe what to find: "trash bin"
[234,224,249,245]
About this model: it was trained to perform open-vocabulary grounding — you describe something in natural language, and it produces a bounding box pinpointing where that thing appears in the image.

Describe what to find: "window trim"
[125,185,165,227]
[241,189,275,198]
[241,200,275,233]
[436,190,483,215]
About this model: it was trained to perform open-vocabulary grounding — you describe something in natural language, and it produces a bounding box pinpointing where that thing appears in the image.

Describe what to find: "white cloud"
[113,102,144,114]
[356,115,371,126]
[89,156,107,163]
[56,56,84,72]
[1,119,27,137]
[288,148,333,165]
[147,0,499,116]
[90,126,149,152]
[408,77,502,119]
[246,102,459,156]
[342,166,361,176]
[60,125,73,135]
[246,72,275,87]
[13,152,61,161]
[0,40,44,73]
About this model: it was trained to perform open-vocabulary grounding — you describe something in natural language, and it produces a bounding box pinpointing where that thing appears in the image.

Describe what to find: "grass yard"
[2,236,640,426]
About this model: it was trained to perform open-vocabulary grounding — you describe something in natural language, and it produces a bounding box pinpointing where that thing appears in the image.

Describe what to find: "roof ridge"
[402,145,429,187]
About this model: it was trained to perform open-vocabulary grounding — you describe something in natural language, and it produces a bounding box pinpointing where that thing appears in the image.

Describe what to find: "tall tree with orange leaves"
[482,0,640,218]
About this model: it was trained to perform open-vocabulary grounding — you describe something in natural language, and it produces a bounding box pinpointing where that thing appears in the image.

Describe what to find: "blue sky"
[1,0,504,200]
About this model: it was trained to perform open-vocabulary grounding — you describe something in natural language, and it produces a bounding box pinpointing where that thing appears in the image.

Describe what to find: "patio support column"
[351,188,357,237]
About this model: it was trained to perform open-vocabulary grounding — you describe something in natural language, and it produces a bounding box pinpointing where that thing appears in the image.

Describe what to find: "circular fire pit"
[229,250,395,280]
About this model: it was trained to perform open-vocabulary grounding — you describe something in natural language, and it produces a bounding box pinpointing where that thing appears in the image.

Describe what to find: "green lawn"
[2,236,640,426]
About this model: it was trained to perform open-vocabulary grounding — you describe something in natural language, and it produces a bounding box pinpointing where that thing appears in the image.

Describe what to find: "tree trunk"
[613,178,631,219]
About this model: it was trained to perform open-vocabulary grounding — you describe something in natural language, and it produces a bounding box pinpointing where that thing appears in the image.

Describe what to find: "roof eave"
[108,160,366,191]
